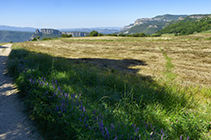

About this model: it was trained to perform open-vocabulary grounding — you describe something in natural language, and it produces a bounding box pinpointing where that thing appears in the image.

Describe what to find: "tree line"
[88,30,161,37]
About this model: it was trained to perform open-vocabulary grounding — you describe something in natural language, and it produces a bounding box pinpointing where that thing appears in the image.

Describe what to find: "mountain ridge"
[0,25,120,34]
[120,14,188,34]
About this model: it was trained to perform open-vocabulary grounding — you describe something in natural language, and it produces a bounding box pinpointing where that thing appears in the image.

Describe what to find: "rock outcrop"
[40,29,62,35]
[28,29,89,41]
[120,14,188,33]
[62,32,88,37]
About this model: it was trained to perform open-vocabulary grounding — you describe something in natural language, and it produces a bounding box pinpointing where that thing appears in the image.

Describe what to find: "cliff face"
[120,14,188,33]
[28,29,88,41]
[41,29,62,35]
[62,32,88,37]
[28,29,62,41]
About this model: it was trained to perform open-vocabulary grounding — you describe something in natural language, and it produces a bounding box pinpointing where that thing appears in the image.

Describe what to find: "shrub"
[98,33,104,36]
[42,38,52,41]
[61,34,72,38]
[139,32,146,37]
[118,33,126,37]
[133,33,140,37]
[31,37,37,41]
[89,30,98,36]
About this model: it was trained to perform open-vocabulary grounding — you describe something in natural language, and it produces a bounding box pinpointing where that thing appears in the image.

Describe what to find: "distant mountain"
[0,25,37,32]
[156,14,211,35]
[0,25,121,34]
[60,27,120,34]
[0,30,33,43]
[120,14,188,34]
[28,29,89,41]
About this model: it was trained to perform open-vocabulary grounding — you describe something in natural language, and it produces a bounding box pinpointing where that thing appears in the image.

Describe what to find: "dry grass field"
[18,33,211,87]
[9,33,211,139]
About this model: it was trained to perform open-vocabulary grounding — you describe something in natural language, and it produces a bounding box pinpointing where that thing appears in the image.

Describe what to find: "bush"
[133,33,140,37]
[61,34,72,38]
[118,33,126,37]
[139,32,146,37]
[42,38,52,41]
[89,30,98,36]
[31,37,37,41]
[98,33,104,36]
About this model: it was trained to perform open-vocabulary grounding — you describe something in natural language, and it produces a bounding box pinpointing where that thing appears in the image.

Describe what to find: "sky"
[0,0,211,29]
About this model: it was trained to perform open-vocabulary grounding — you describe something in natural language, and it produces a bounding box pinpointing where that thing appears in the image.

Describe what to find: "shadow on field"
[7,48,195,139]
[69,57,147,74]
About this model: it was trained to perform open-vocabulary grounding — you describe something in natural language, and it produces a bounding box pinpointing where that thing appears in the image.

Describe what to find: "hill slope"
[0,30,33,43]
[156,15,211,35]
[120,14,188,34]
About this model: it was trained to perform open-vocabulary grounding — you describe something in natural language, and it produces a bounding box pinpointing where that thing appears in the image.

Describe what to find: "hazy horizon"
[1,0,211,29]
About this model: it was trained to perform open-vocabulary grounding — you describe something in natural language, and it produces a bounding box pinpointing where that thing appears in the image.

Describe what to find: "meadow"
[7,34,211,139]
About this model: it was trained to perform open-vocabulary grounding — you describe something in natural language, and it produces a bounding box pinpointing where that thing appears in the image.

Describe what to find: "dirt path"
[0,44,43,140]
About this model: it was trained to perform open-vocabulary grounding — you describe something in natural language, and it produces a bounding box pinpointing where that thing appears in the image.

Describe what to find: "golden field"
[18,33,211,87]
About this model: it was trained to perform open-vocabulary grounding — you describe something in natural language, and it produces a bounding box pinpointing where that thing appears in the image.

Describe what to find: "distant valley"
[0,30,33,43]
[0,26,121,43]
[1,14,211,43]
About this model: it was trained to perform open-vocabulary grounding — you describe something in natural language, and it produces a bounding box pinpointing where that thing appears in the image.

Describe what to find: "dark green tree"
[98,33,104,36]
[61,34,72,38]
[89,30,98,36]
[133,33,139,37]
[139,32,146,37]
[118,33,126,37]
[36,36,40,40]
[31,37,37,41]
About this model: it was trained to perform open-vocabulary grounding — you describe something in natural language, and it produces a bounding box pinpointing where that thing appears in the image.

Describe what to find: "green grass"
[6,44,211,139]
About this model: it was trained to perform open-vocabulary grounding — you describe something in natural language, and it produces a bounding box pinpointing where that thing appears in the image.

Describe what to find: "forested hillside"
[0,30,33,43]
[156,15,211,35]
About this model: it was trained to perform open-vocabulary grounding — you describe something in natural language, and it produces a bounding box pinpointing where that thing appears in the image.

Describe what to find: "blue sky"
[0,0,211,29]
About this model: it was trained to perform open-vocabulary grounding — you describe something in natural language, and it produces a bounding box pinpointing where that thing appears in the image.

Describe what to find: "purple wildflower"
[135,127,139,133]
[83,106,86,112]
[55,106,59,112]
[187,136,190,140]
[161,133,164,140]
[180,135,182,140]
[105,127,109,139]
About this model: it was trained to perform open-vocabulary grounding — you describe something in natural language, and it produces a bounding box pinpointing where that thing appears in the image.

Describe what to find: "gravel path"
[0,44,43,140]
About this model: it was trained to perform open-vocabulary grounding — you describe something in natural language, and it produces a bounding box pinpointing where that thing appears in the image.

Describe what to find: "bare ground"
[0,44,42,140]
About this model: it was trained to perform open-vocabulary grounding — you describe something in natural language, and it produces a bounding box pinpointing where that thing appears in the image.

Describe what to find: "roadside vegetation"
[7,34,211,139]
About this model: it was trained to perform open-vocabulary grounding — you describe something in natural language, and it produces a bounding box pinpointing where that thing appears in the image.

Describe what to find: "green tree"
[98,33,104,36]
[61,34,72,38]
[133,33,139,37]
[139,32,146,37]
[36,36,40,40]
[31,37,37,41]
[89,30,98,36]
[118,33,126,37]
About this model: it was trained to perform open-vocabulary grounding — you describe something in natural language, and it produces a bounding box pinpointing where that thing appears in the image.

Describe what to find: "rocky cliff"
[28,29,89,41]
[28,29,62,41]
[120,14,188,33]
[61,32,88,37]
[40,29,62,35]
